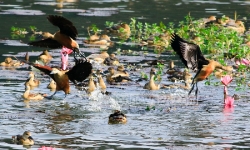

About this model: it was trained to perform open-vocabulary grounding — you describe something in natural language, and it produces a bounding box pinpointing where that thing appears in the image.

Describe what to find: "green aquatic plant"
[11,26,27,34]
[10,26,28,39]
[29,26,37,32]
[105,21,114,28]
[140,72,148,80]
[87,24,101,37]
[145,105,155,111]
[154,62,164,81]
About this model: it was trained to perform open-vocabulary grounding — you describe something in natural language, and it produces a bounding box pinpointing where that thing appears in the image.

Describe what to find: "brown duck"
[170,33,233,98]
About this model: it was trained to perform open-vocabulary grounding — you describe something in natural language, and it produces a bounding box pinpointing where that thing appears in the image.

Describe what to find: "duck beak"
[103,70,109,74]
[28,136,33,140]
[50,70,57,74]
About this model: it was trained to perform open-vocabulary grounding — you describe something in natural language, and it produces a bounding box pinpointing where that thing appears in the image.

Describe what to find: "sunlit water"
[0,0,250,149]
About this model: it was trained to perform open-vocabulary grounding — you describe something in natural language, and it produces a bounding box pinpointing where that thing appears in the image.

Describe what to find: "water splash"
[85,88,121,112]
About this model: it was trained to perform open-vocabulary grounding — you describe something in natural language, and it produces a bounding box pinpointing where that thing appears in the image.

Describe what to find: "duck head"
[22,131,33,140]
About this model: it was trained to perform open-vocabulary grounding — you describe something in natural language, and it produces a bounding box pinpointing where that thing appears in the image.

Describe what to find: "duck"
[161,82,191,90]
[205,16,230,27]
[103,53,119,66]
[96,69,106,91]
[87,51,109,64]
[0,57,13,67]
[108,110,127,124]
[143,68,160,90]
[116,65,129,77]
[225,20,245,34]
[25,72,40,88]
[182,68,192,84]
[27,58,92,99]
[142,33,170,48]
[147,59,165,66]
[167,68,192,84]
[202,16,216,24]
[12,131,34,146]
[84,34,112,46]
[23,84,45,100]
[47,79,56,90]
[106,67,132,84]
[106,23,130,39]
[38,50,53,65]
[170,33,233,98]
[166,60,180,75]
[28,15,85,58]
[24,52,29,62]
[87,73,96,94]
[0,57,23,67]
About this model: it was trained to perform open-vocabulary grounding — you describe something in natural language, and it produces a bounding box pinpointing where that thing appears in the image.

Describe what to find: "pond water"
[0,0,250,150]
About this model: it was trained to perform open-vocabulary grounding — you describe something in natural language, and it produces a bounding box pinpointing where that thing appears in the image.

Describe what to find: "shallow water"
[0,0,250,150]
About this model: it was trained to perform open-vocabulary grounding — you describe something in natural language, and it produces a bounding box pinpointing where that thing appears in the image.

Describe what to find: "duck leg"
[60,94,68,104]
[45,91,57,99]
[188,83,195,96]
[195,83,199,104]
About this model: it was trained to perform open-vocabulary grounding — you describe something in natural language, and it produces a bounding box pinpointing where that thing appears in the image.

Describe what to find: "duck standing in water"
[108,110,127,124]
[96,69,106,91]
[170,33,233,99]
[87,72,96,94]
[12,131,34,145]
[28,15,85,58]
[143,68,160,90]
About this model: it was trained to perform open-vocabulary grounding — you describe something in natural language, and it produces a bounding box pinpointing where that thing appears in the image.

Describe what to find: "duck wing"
[170,33,209,71]
[47,15,78,40]
[113,75,132,82]
[29,64,55,81]
[66,59,93,84]
[28,38,62,49]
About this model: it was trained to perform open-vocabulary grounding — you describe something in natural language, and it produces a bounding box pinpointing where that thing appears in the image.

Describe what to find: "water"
[0,0,250,149]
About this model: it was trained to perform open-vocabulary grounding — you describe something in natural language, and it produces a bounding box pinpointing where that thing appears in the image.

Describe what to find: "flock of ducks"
[2,15,237,146]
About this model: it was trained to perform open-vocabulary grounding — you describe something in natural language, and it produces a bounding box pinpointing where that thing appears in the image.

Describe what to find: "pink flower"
[235,58,250,66]
[38,146,56,150]
[221,75,233,86]
[224,86,228,97]
[241,58,250,65]
[224,96,234,108]
[62,46,73,55]
[61,51,68,70]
